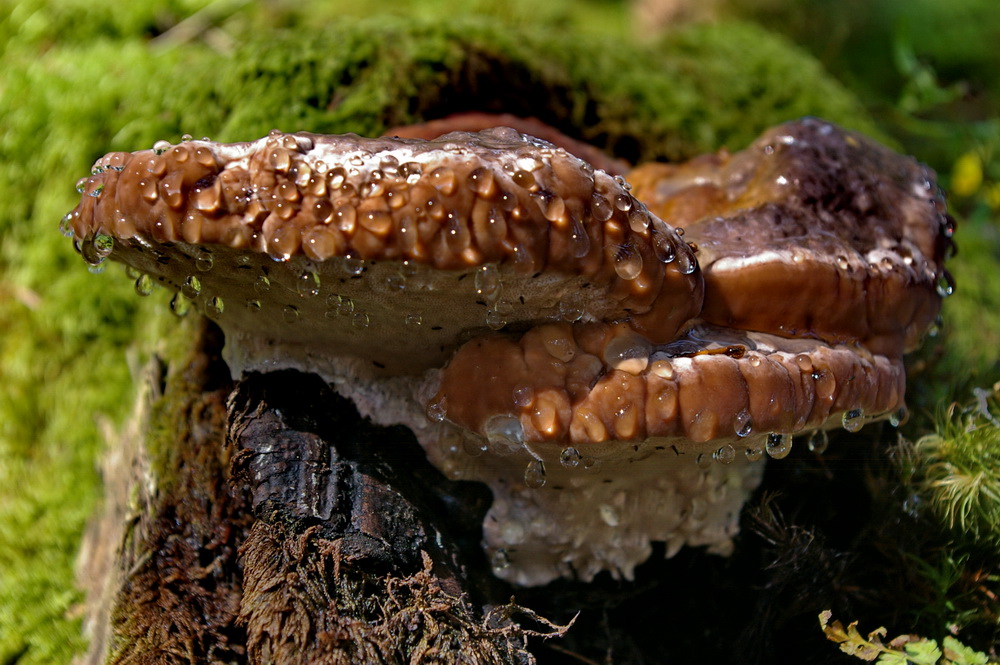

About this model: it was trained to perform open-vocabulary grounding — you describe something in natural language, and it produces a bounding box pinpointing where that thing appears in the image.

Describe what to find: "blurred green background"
[1,0,997,662]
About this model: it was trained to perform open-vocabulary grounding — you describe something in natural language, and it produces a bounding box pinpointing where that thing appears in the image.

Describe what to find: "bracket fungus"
[66,119,953,588]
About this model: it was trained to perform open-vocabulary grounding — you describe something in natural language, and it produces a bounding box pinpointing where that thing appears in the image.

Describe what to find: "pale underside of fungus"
[66,118,953,586]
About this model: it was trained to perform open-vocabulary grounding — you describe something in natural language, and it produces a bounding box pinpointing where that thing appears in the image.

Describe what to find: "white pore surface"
[420,424,767,586]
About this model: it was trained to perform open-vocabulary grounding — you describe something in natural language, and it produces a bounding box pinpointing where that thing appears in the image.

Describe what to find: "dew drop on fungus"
[559,446,581,468]
[426,395,448,422]
[343,256,365,276]
[255,274,271,293]
[246,299,262,313]
[352,311,370,329]
[676,249,697,275]
[807,429,829,454]
[935,271,955,297]
[205,296,224,318]
[475,264,501,300]
[524,459,546,489]
[765,433,791,459]
[512,385,534,407]
[170,292,191,317]
[745,447,764,462]
[181,275,202,299]
[405,312,422,327]
[282,305,299,323]
[889,405,909,427]
[296,270,320,297]
[484,414,523,453]
[134,274,153,296]
[841,408,864,432]
[713,444,736,465]
[696,453,713,469]
[195,251,214,271]
[734,410,753,438]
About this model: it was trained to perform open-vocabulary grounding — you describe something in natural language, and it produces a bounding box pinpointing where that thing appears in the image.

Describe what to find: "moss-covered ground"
[1,1,997,662]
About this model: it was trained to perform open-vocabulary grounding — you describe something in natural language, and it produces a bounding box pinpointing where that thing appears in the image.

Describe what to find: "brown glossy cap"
[630,118,954,356]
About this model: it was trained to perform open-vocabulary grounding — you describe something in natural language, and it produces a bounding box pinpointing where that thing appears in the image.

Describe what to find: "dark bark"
[79,322,566,665]
[226,371,548,664]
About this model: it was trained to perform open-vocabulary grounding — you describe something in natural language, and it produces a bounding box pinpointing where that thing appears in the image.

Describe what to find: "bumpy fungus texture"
[66,119,952,587]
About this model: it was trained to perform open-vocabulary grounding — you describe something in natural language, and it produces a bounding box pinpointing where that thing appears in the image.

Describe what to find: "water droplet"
[512,385,534,407]
[612,241,643,280]
[734,410,753,438]
[205,296,224,318]
[343,256,364,276]
[512,170,536,191]
[352,311,370,329]
[613,193,632,212]
[405,312,422,327]
[935,271,955,297]
[426,395,448,422]
[559,447,581,468]
[835,255,849,270]
[134,274,153,296]
[296,270,320,297]
[652,228,677,264]
[713,444,736,464]
[745,447,764,462]
[558,298,583,322]
[255,274,271,293]
[82,233,114,266]
[841,408,864,432]
[484,414,523,453]
[765,433,791,459]
[889,405,909,428]
[591,193,613,221]
[153,140,171,155]
[485,308,508,330]
[696,453,713,469]
[181,275,202,299]
[282,305,299,323]
[195,251,213,271]
[524,459,546,488]
[807,429,829,454]
[336,297,355,316]
[59,213,76,238]
[246,298,262,313]
[429,166,457,195]
[466,167,495,197]
[676,249,697,275]
[170,292,191,317]
[627,207,649,232]
[475,264,501,301]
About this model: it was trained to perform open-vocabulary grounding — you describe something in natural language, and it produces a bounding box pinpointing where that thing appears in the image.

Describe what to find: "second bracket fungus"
[66,119,953,587]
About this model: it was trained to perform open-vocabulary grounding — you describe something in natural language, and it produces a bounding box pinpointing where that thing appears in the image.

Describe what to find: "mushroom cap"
[66,119,951,587]
[629,117,954,356]
[67,128,702,377]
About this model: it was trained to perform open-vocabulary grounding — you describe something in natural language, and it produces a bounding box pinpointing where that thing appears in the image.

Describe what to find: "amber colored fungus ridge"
[68,128,702,348]
[433,119,950,448]
[435,321,906,448]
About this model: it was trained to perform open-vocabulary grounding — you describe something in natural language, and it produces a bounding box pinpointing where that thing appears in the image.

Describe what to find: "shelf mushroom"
[65,119,953,587]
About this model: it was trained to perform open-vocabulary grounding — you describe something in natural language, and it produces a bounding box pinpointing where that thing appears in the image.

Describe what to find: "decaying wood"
[78,322,568,664]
